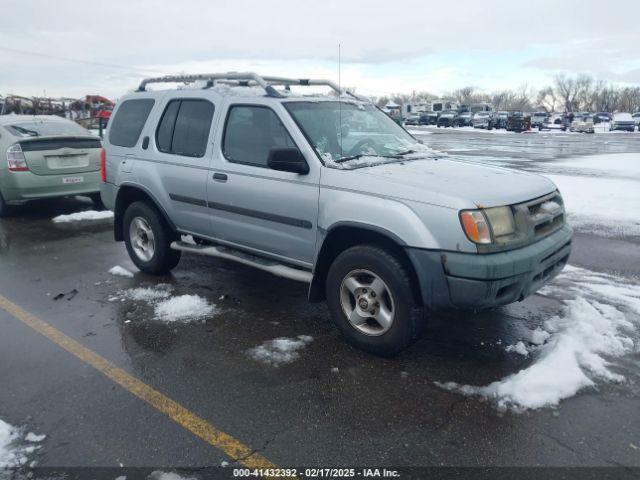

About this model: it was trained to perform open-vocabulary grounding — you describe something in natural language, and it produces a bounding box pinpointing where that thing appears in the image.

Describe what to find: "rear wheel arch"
[114,185,176,241]
[309,224,422,306]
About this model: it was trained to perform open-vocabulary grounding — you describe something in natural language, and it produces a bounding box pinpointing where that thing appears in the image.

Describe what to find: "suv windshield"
[284,101,420,165]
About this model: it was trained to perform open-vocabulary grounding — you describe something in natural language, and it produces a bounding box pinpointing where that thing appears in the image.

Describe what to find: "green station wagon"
[0,115,103,216]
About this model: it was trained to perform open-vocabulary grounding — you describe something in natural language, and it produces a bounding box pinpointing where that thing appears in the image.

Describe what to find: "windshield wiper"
[392,149,416,156]
[11,125,39,137]
[334,150,417,164]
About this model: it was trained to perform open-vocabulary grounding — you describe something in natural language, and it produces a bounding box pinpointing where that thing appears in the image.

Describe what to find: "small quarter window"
[155,99,214,158]
[223,105,296,167]
[109,99,155,147]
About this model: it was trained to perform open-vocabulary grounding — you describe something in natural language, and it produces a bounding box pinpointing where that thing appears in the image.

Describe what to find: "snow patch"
[24,433,46,443]
[436,265,640,410]
[125,286,172,302]
[0,420,44,469]
[108,266,134,278]
[505,341,529,357]
[154,295,215,322]
[52,210,113,223]
[247,335,313,366]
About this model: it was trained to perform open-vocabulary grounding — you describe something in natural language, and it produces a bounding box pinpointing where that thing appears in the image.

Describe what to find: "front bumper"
[406,224,572,309]
[2,170,100,204]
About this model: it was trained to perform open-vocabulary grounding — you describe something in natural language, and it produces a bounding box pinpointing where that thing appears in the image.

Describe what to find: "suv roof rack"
[136,72,368,102]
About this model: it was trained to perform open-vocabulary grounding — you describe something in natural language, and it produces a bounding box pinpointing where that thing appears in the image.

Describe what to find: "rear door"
[138,93,217,234]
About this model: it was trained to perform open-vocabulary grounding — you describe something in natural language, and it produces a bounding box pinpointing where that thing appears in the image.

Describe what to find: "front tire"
[123,201,181,275]
[326,245,426,356]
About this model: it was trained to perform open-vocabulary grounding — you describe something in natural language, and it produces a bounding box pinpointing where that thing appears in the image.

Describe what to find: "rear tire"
[123,201,181,275]
[88,192,105,210]
[326,245,427,356]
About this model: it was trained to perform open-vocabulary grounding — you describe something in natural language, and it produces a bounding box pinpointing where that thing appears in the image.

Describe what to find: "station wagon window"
[223,105,296,167]
[109,99,155,147]
[156,99,214,158]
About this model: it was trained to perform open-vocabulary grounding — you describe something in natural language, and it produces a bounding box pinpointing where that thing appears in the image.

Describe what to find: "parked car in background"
[506,112,531,132]
[540,114,568,131]
[530,112,550,128]
[436,110,458,128]
[419,112,438,125]
[456,111,473,127]
[632,112,640,128]
[493,111,509,129]
[404,113,420,126]
[570,114,595,133]
[610,113,635,132]
[0,115,102,216]
[101,72,572,355]
[593,112,611,124]
[472,111,494,129]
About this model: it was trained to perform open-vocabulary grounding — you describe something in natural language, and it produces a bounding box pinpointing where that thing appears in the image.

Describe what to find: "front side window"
[155,99,214,158]
[284,101,420,166]
[223,105,296,167]
[109,99,155,147]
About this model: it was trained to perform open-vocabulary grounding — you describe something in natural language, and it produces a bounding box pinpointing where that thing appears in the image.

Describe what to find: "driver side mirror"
[267,147,309,175]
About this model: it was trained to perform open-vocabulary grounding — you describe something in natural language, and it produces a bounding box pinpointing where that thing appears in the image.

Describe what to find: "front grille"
[519,191,565,240]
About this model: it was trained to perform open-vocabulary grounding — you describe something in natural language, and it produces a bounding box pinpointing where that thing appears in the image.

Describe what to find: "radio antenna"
[338,43,343,160]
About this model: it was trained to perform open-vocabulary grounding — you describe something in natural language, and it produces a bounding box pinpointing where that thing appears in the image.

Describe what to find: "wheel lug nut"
[371,292,376,298]
[375,302,380,307]
[362,288,367,293]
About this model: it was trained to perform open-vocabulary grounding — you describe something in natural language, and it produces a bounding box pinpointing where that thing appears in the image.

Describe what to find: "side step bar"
[170,241,313,283]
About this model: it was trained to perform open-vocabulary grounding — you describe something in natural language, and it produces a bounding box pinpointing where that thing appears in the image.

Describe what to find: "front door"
[206,102,320,267]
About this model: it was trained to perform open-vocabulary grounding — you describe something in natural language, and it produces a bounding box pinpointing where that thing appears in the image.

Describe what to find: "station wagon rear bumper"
[406,224,572,310]
[2,170,101,204]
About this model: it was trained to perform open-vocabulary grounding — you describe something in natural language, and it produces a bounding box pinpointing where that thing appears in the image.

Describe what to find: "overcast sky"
[1,0,639,100]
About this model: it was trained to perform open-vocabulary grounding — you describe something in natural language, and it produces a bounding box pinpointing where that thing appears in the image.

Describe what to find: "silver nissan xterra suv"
[100,72,572,355]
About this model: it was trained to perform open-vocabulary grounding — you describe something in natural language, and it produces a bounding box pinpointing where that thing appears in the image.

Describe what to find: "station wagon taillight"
[100,148,107,182]
[6,143,29,172]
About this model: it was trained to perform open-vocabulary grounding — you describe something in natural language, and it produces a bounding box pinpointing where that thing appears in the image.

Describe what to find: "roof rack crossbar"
[136,72,368,102]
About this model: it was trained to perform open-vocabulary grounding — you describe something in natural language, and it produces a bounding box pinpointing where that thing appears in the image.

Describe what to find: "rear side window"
[223,105,295,167]
[155,99,214,158]
[109,99,155,147]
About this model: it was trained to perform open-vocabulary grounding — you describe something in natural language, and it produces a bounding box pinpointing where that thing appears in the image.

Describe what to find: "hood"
[322,157,556,210]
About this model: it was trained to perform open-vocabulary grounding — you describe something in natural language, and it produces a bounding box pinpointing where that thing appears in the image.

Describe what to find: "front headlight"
[484,206,516,237]
[460,206,516,244]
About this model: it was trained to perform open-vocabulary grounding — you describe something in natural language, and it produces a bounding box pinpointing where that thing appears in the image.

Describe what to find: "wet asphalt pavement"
[1,129,640,474]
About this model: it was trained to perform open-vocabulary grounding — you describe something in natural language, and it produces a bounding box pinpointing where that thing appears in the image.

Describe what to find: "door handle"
[213,173,228,182]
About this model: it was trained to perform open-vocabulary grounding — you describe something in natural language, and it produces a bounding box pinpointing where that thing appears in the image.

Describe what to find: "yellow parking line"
[0,294,279,470]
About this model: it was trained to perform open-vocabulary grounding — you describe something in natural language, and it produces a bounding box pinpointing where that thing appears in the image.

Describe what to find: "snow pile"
[0,420,45,469]
[52,210,113,223]
[108,266,134,278]
[247,335,313,366]
[505,341,529,357]
[154,295,215,322]
[437,266,640,410]
[125,286,171,302]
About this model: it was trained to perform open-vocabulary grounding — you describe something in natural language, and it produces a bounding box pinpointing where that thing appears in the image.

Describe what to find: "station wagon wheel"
[130,216,156,262]
[326,244,427,356]
[340,269,395,336]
